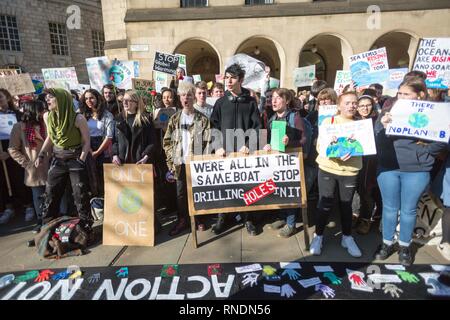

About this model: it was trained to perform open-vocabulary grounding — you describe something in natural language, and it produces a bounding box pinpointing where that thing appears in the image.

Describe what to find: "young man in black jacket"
[210,63,262,236]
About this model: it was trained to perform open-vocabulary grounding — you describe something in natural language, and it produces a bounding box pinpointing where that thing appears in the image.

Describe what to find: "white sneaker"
[25,207,35,222]
[0,209,15,224]
[341,235,362,258]
[437,243,450,261]
[310,234,323,256]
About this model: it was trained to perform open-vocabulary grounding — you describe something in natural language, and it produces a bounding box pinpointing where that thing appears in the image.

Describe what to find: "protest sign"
[349,47,389,87]
[0,73,36,96]
[318,105,338,127]
[293,65,316,87]
[269,77,280,89]
[413,38,450,89]
[154,51,179,75]
[225,54,266,91]
[175,53,187,75]
[382,68,409,97]
[386,99,450,143]
[0,114,17,140]
[153,107,176,130]
[0,69,17,76]
[42,67,79,90]
[333,70,352,96]
[215,74,224,83]
[193,75,202,83]
[270,121,287,152]
[30,73,45,94]
[319,119,377,158]
[103,164,154,246]
[154,71,170,93]
[110,60,136,90]
[77,84,90,92]
[86,56,111,91]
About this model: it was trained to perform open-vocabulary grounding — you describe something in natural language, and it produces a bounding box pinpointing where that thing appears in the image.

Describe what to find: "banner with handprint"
[103,164,154,246]
[386,99,450,143]
[349,47,389,88]
[318,119,377,158]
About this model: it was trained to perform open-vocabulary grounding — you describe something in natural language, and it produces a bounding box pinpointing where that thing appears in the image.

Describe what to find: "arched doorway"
[299,34,352,87]
[173,38,221,83]
[235,37,281,80]
[370,31,417,69]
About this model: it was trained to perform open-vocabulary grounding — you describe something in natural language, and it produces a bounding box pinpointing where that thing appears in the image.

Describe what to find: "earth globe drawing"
[109,65,125,85]
[408,113,429,128]
[32,79,44,94]
[326,137,364,158]
[350,61,370,80]
[117,188,142,214]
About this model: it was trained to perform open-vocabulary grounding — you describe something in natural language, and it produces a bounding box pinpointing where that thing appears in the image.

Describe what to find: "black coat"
[112,114,156,164]
[210,88,261,152]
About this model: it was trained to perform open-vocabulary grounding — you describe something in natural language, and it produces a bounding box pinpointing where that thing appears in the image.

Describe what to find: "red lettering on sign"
[426,70,437,78]
[243,179,277,206]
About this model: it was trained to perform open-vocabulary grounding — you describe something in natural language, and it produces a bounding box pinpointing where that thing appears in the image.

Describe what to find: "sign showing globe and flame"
[117,188,143,214]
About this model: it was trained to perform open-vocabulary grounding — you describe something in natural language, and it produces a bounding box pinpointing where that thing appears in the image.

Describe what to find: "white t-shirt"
[180,112,194,164]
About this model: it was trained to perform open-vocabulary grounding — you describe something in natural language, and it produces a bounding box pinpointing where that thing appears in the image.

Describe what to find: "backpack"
[35,216,89,259]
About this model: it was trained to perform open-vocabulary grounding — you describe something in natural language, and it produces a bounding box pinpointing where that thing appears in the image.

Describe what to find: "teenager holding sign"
[375,77,447,266]
[310,91,363,258]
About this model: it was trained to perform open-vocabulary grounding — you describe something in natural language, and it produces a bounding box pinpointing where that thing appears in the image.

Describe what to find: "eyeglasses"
[358,104,372,109]
[123,99,137,104]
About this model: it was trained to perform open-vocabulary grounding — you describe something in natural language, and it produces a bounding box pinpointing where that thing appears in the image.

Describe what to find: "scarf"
[47,88,82,149]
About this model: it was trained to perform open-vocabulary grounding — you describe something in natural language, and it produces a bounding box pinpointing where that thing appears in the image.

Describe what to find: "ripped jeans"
[315,169,358,236]
[41,157,92,227]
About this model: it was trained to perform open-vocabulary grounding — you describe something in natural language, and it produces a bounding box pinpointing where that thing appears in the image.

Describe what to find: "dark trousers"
[316,169,357,236]
[42,157,92,226]
[176,165,189,221]
[443,207,450,244]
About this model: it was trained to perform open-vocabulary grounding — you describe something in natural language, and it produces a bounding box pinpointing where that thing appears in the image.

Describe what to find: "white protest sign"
[86,56,111,91]
[334,70,352,96]
[386,99,450,143]
[293,65,316,87]
[349,47,389,87]
[235,264,262,274]
[110,60,136,90]
[225,54,266,91]
[319,119,377,158]
[0,114,17,140]
[318,105,338,127]
[175,53,187,75]
[193,75,202,83]
[413,38,450,89]
[154,71,170,93]
[42,67,79,90]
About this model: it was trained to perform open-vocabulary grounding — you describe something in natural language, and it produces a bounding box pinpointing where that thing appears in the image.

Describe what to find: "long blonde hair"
[123,90,149,127]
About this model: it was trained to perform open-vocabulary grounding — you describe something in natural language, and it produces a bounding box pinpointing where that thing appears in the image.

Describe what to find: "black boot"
[211,215,226,235]
[399,245,413,266]
[375,243,396,260]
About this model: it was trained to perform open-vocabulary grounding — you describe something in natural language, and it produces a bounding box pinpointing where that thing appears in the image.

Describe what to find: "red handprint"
[349,274,364,285]
[35,270,55,282]
[166,266,176,276]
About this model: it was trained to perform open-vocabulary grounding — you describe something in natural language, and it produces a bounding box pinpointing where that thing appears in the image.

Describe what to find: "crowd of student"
[0,64,449,266]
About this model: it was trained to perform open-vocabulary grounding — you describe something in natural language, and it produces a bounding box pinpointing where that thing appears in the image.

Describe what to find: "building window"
[180,0,208,8]
[1,64,24,73]
[92,30,105,56]
[245,0,274,5]
[49,22,69,56]
[0,15,21,51]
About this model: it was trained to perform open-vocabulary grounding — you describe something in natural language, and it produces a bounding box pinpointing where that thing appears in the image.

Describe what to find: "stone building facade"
[101,0,450,88]
[0,0,104,83]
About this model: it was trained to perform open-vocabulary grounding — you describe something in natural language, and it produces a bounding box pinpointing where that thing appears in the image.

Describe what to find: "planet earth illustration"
[408,113,429,128]
[117,188,142,214]
[32,79,44,94]
[109,65,125,84]
[326,137,364,158]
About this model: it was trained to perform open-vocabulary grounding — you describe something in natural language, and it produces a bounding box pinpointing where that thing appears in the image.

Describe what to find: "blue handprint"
[282,269,301,280]
[52,271,70,281]
[116,267,129,278]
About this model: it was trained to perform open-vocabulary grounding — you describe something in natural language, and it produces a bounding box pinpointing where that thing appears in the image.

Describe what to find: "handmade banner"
[386,99,450,143]
[413,38,450,89]
[30,73,45,94]
[175,53,187,75]
[318,105,338,127]
[42,67,79,91]
[132,78,155,108]
[86,56,111,91]
[0,69,17,76]
[225,54,266,91]
[154,71,170,93]
[193,75,202,83]
[186,150,306,214]
[319,119,377,158]
[269,77,280,89]
[154,51,180,75]
[293,65,316,88]
[0,73,36,96]
[349,47,389,87]
[103,164,154,247]
[153,107,176,130]
[0,114,17,140]
[110,60,137,90]
[334,70,352,96]
[382,68,409,97]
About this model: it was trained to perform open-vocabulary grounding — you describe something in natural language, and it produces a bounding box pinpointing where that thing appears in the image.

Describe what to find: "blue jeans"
[31,186,46,221]
[276,208,297,227]
[377,169,430,245]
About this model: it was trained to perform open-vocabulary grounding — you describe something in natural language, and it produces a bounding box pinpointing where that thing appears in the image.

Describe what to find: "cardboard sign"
[293,65,316,87]
[386,99,450,143]
[333,70,352,96]
[153,107,176,129]
[42,67,79,90]
[413,38,450,89]
[154,51,180,75]
[0,114,17,140]
[414,192,443,239]
[0,69,17,76]
[132,78,154,93]
[225,54,266,91]
[318,105,338,127]
[186,150,306,214]
[319,119,377,158]
[349,47,389,87]
[0,73,36,96]
[86,56,111,92]
[103,164,154,246]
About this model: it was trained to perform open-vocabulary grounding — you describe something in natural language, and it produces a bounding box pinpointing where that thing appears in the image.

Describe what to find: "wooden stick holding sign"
[0,142,12,197]
[186,148,308,248]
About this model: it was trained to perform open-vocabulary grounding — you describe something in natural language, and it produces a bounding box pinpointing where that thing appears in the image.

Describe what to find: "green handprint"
[323,272,342,285]
[14,271,39,283]
[396,271,420,284]
[263,265,277,276]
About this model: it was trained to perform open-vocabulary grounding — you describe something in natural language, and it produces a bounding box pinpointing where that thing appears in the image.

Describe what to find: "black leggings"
[443,207,450,244]
[316,169,358,236]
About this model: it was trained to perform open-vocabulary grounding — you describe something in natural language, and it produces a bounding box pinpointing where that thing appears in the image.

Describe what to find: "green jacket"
[163,110,211,179]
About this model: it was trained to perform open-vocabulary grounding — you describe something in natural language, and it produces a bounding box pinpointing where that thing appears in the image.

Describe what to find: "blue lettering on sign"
[440,131,446,139]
